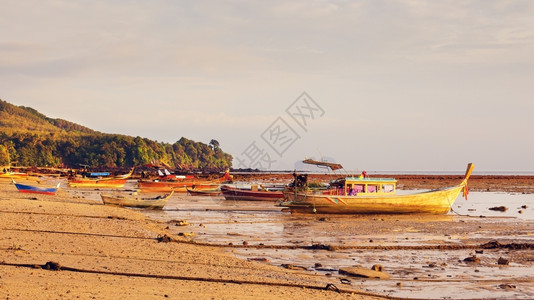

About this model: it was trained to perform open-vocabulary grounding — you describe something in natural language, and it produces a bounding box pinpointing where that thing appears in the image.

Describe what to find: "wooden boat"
[187,186,221,196]
[1,170,29,180]
[281,162,474,214]
[139,180,222,193]
[68,178,128,188]
[100,190,174,209]
[139,170,232,193]
[11,178,60,195]
[68,168,134,188]
[221,185,284,201]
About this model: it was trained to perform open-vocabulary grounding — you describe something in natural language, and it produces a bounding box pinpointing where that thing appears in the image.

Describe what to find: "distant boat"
[11,178,60,195]
[100,190,174,209]
[68,178,128,188]
[281,161,474,215]
[221,185,284,201]
[1,170,29,180]
[68,168,134,188]
[139,170,232,193]
[187,186,221,196]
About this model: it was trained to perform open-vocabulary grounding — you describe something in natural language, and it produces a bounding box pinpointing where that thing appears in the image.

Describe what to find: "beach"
[0,179,382,300]
[2,175,534,299]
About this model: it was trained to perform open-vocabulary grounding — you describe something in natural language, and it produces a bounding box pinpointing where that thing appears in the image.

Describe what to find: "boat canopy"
[90,172,110,177]
[302,159,343,171]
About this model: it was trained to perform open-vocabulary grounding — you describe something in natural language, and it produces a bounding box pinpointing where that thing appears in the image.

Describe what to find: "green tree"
[0,145,10,166]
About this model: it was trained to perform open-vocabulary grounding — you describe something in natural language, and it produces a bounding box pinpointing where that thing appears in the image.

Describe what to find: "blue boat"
[11,179,60,195]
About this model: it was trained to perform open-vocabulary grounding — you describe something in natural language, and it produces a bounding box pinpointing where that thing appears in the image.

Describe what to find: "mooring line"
[1,228,155,240]
[0,261,400,300]
[0,209,135,220]
[174,238,534,251]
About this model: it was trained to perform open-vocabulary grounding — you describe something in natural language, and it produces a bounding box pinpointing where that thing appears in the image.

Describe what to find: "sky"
[1,0,533,173]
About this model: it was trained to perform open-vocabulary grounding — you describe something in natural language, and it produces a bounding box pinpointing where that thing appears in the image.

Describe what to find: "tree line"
[0,99,232,171]
[0,131,232,171]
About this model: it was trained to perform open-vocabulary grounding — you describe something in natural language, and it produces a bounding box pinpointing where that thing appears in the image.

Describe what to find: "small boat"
[281,161,474,215]
[1,170,29,180]
[12,178,60,195]
[221,185,284,201]
[68,168,134,188]
[68,178,128,188]
[139,170,232,193]
[100,190,174,209]
[187,186,221,196]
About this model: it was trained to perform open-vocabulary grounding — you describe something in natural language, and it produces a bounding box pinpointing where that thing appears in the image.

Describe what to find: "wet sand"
[2,175,534,299]
[0,179,381,300]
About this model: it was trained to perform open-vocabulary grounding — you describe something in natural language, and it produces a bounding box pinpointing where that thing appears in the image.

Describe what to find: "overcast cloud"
[1,0,533,172]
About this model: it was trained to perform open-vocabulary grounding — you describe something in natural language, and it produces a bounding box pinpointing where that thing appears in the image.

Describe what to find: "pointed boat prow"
[462,163,474,185]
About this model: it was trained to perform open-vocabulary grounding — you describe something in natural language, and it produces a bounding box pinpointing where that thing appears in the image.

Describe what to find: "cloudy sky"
[1,0,533,173]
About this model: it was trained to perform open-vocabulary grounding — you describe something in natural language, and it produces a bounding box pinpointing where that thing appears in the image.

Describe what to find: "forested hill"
[0,99,232,171]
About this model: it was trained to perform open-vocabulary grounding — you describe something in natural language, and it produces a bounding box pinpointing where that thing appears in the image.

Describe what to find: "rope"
[0,261,399,300]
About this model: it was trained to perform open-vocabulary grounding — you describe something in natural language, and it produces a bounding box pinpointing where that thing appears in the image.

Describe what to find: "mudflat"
[0,180,381,300]
[2,175,534,299]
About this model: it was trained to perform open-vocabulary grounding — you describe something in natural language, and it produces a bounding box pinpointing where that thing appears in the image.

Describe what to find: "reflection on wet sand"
[140,191,534,299]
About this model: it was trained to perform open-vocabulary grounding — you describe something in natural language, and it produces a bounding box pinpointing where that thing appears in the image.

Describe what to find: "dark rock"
[339,267,391,279]
[371,264,383,272]
[489,206,507,212]
[463,255,480,263]
[498,284,516,290]
[248,258,269,262]
[497,257,510,265]
[281,264,307,270]
[156,234,172,243]
[44,261,61,271]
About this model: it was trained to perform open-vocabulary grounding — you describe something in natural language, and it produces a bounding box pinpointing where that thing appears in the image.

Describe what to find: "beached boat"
[100,190,174,209]
[281,162,474,214]
[221,185,284,201]
[1,170,29,180]
[68,168,134,188]
[68,178,128,188]
[11,178,60,195]
[187,186,221,196]
[139,170,232,193]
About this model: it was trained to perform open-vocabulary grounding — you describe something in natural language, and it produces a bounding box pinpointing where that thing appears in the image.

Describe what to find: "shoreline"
[2,176,534,299]
[0,180,382,299]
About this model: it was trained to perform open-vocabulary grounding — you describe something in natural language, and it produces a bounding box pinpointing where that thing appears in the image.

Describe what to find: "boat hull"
[187,188,221,196]
[14,183,58,195]
[221,185,284,201]
[68,179,127,188]
[100,191,173,209]
[282,185,464,214]
[139,180,221,193]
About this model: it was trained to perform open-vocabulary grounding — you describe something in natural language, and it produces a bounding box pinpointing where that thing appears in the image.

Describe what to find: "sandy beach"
[0,179,383,300]
[2,175,534,299]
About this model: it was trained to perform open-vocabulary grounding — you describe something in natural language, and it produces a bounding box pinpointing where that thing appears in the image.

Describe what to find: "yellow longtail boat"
[281,162,474,214]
